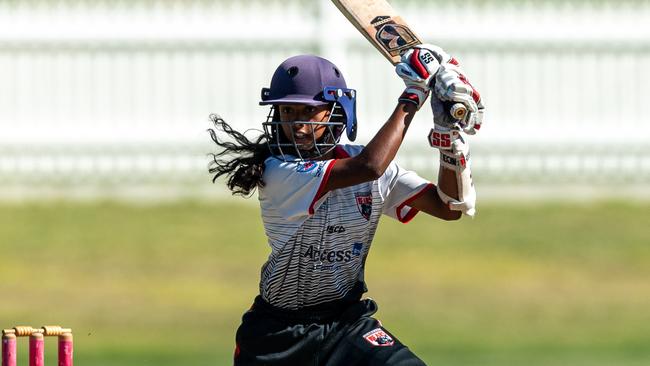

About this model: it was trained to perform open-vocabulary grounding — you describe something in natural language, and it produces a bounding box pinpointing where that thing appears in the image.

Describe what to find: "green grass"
[0,201,649,366]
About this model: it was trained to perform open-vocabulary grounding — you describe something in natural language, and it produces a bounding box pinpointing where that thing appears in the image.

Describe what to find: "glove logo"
[429,130,452,149]
[355,192,372,221]
[371,16,419,56]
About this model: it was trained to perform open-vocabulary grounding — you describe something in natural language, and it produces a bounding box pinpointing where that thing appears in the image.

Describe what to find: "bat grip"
[449,103,467,120]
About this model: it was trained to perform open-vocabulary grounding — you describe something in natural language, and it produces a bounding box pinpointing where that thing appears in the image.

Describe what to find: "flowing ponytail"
[208,114,271,197]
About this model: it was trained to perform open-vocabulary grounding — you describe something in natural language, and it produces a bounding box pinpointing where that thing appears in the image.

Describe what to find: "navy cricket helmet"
[260,55,357,161]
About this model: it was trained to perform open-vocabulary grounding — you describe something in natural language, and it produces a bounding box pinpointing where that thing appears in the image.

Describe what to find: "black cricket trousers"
[234,296,426,366]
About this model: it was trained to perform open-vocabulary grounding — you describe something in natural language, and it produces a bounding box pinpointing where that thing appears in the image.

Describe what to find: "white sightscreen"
[0,0,648,196]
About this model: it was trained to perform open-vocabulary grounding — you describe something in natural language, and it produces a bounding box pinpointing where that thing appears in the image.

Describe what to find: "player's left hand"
[433,63,484,135]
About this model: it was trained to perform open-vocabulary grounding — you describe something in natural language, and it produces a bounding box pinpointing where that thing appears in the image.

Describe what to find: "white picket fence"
[0,0,648,198]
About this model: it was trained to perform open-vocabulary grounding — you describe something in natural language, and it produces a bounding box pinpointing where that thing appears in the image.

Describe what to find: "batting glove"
[434,63,484,135]
[395,46,446,109]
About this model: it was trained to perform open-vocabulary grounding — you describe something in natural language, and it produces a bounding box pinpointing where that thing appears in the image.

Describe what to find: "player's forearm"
[407,165,464,221]
[436,167,463,220]
[438,167,459,200]
[321,102,417,193]
[355,102,417,178]
[435,136,476,217]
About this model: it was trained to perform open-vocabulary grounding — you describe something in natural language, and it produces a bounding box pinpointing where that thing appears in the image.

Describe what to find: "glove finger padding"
[400,46,443,82]
[433,63,484,134]
[396,47,443,109]
[396,62,430,108]
[464,99,484,135]
[431,94,462,131]
[395,62,429,84]
[395,56,434,109]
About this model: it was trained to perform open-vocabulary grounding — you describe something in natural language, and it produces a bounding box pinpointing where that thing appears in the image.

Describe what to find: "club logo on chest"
[355,192,372,220]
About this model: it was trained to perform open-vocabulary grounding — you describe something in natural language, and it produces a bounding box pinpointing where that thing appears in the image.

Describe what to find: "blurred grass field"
[1,200,649,366]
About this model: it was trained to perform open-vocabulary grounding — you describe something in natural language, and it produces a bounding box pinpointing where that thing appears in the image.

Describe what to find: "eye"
[281,106,293,114]
[305,106,316,113]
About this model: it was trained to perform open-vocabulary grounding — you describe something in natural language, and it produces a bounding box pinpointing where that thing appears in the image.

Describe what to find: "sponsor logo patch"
[441,154,457,166]
[363,328,394,347]
[355,192,372,220]
[326,225,346,234]
[352,242,363,256]
[301,243,364,272]
[314,162,325,177]
[303,245,352,263]
[296,161,318,173]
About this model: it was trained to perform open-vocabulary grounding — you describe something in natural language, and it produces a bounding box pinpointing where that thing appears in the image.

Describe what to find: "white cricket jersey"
[258,145,432,310]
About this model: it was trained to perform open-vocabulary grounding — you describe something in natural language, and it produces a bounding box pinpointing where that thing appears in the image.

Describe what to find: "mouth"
[293,133,313,146]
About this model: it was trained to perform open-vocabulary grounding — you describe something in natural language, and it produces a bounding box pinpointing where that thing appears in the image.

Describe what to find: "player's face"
[278,104,331,150]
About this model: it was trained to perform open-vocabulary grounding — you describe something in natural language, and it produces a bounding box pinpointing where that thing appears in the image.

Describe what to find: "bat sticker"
[371,16,419,56]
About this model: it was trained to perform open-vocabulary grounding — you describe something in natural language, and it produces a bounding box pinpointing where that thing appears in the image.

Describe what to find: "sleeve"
[260,158,337,221]
[379,161,433,223]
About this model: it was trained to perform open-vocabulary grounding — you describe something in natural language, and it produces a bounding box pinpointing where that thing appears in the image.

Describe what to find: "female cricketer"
[209,44,484,365]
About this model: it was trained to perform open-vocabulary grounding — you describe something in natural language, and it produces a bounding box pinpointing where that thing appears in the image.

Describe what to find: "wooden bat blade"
[331,0,468,121]
[331,0,421,65]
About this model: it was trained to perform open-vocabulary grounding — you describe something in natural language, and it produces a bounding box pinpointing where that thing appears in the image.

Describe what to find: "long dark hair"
[208,114,271,197]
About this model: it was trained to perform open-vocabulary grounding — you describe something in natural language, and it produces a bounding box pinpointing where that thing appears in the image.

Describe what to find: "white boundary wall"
[0,0,648,197]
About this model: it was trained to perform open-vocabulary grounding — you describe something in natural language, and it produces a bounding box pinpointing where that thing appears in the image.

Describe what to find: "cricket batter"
[209,44,484,365]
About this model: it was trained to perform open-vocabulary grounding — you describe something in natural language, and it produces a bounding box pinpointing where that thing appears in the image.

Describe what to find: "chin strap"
[433,129,476,217]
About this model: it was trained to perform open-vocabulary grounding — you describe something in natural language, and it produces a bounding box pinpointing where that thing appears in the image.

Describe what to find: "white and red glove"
[404,45,482,217]
[428,64,481,217]
[395,45,450,109]
[433,62,484,135]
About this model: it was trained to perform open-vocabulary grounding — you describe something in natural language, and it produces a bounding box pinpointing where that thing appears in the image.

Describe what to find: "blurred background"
[0,0,648,365]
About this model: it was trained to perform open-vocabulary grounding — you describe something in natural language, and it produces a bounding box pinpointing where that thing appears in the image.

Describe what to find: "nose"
[293,120,305,128]
[293,122,310,134]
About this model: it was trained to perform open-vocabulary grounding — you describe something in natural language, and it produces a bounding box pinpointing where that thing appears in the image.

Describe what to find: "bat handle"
[449,103,467,120]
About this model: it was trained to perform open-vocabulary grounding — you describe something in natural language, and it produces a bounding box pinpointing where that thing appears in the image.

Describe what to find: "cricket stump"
[1,333,16,366]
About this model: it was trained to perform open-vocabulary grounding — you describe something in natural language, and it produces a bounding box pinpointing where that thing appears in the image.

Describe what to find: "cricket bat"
[330,0,467,119]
